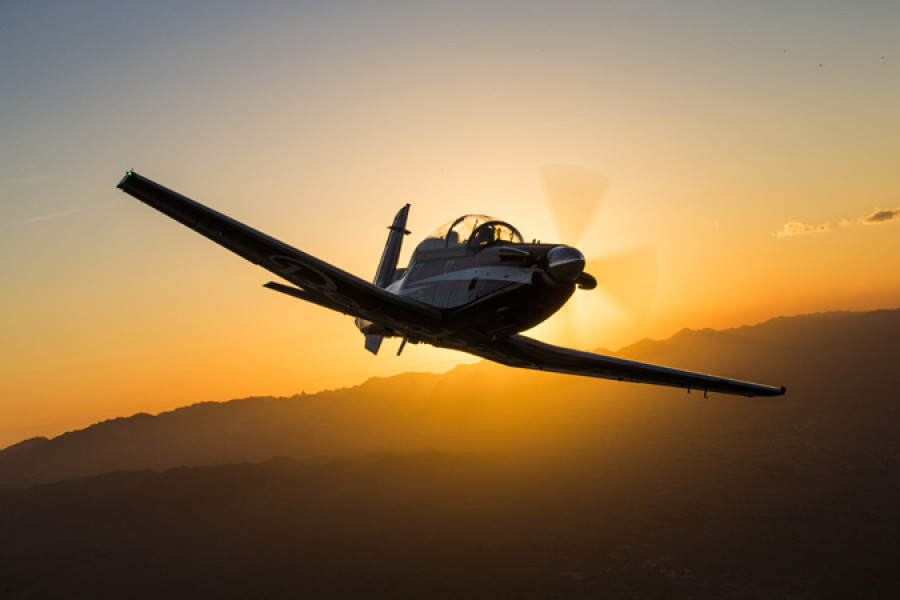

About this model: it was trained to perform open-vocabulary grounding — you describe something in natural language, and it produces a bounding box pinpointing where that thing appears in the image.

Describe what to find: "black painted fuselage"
[391,241,575,340]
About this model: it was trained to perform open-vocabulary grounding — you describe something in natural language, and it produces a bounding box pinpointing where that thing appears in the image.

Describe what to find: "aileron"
[468,335,785,397]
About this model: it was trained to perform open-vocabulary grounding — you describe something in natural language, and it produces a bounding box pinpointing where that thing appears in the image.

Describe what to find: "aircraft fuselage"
[390,242,575,340]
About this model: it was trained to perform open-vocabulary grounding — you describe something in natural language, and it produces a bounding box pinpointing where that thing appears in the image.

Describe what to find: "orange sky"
[2,2,899,448]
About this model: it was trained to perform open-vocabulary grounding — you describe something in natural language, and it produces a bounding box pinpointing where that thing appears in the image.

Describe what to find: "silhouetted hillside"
[1,309,898,489]
[0,448,897,599]
[0,309,898,598]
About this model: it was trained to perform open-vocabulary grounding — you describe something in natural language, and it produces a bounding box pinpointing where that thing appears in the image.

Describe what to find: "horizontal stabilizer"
[365,334,383,355]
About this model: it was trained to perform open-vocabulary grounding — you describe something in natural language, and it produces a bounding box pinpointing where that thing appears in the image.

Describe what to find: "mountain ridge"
[2,308,897,490]
[1,308,897,599]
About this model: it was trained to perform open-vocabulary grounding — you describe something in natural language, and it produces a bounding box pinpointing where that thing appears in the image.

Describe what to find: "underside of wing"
[117,171,446,338]
[464,335,786,397]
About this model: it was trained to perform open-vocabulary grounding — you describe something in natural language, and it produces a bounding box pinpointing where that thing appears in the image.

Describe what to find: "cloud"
[861,207,900,225]
[17,207,83,225]
[777,203,899,238]
[9,176,49,184]
[776,221,830,238]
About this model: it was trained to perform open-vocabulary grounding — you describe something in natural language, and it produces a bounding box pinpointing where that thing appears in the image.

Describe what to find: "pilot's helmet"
[473,224,494,245]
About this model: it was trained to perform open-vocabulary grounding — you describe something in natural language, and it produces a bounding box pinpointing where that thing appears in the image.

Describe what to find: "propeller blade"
[541,165,608,245]
[585,246,658,321]
[537,165,657,349]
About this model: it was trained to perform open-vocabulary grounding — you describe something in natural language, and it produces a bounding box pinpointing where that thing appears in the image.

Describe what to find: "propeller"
[539,165,658,346]
[541,165,608,244]
[583,247,657,321]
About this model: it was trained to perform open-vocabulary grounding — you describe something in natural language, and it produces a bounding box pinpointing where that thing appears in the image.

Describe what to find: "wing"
[464,334,785,397]
[116,171,445,337]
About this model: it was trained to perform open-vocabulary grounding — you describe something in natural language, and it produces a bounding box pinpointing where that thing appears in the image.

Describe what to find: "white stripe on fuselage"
[387,265,533,294]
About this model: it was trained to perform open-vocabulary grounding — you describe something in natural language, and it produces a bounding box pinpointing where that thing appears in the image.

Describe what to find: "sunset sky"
[2,1,899,448]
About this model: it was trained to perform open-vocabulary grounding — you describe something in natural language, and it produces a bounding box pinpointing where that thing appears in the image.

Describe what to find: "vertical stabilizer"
[374,204,410,288]
[359,204,410,354]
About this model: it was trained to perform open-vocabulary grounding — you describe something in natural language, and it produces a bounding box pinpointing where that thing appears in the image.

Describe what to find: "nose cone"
[546,245,585,284]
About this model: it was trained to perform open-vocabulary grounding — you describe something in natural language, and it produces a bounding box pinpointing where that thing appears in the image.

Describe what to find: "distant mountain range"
[1,309,897,599]
[2,309,897,489]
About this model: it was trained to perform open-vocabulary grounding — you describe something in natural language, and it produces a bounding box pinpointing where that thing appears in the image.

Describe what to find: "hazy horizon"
[1,305,895,451]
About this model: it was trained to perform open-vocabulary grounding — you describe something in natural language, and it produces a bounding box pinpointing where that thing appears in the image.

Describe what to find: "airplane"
[116,170,786,397]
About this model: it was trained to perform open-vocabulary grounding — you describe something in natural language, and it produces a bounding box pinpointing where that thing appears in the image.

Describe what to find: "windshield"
[424,215,523,248]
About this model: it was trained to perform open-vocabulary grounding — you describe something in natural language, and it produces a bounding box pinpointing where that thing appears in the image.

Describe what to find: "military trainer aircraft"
[117,171,785,397]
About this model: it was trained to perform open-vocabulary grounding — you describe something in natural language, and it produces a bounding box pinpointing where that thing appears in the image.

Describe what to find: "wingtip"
[763,385,787,397]
[116,169,136,190]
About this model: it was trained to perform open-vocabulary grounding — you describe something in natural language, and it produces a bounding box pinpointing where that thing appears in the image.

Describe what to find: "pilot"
[471,224,495,246]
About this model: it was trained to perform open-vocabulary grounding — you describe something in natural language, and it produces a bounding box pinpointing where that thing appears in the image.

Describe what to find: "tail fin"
[373,204,410,288]
[358,204,410,354]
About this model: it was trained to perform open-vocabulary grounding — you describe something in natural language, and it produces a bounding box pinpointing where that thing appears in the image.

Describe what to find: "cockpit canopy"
[424,215,524,248]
